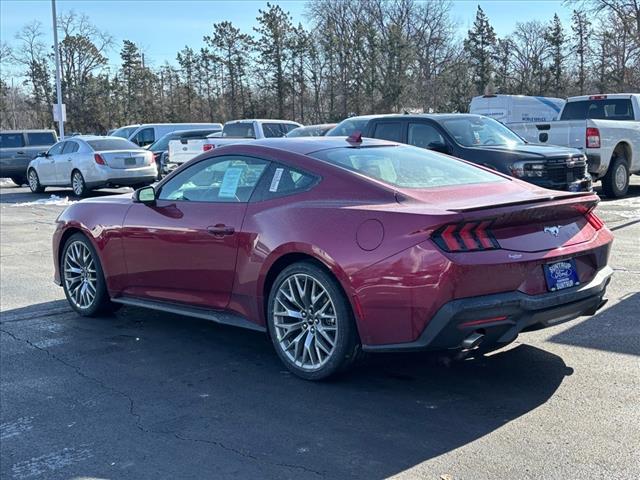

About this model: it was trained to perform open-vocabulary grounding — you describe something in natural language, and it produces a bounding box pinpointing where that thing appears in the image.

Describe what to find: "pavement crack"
[1,327,324,476]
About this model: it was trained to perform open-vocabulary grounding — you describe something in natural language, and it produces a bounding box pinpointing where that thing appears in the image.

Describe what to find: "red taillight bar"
[94,153,106,165]
[586,210,604,230]
[586,127,600,148]
[432,221,500,252]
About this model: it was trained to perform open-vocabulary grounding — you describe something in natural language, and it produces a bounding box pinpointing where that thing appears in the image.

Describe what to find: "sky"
[1,0,573,73]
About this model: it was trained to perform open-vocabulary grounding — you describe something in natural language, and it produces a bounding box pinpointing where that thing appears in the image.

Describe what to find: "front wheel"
[602,156,629,198]
[267,261,360,380]
[71,170,89,197]
[61,233,118,316]
[28,169,45,193]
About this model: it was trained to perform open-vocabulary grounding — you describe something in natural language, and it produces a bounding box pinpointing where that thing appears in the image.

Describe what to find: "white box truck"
[470,95,565,125]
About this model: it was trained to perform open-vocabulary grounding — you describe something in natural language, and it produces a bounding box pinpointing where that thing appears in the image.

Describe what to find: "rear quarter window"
[26,132,56,146]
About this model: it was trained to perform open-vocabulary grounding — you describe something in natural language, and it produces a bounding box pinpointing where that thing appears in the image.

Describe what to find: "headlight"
[510,161,545,178]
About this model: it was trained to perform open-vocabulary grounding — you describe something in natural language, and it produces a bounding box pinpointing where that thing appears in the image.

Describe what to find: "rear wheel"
[602,155,629,198]
[27,169,45,193]
[10,176,26,187]
[61,233,118,316]
[267,261,360,380]
[71,170,89,197]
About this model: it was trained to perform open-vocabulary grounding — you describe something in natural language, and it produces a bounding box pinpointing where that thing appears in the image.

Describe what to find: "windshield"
[441,117,524,147]
[326,118,371,137]
[87,138,141,151]
[222,122,255,138]
[310,145,504,189]
[110,126,138,139]
[560,98,635,121]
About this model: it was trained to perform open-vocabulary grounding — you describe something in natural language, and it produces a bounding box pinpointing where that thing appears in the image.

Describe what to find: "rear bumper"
[362,265,613,353]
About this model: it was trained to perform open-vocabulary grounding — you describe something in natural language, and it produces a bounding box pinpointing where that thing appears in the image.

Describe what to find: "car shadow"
[1,300,573,478]
[595,179,640,201]
[0,186,130,204]
[549,292,640,356]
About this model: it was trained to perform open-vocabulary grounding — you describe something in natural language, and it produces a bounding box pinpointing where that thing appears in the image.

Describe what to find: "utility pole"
[51,0,64,139]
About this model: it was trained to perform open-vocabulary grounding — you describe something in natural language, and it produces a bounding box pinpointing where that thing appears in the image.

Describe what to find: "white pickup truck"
[509,94,640,198]
[165,119,302,172]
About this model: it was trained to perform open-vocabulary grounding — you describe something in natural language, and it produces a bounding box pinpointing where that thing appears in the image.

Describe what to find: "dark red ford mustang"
[53,137,613,380]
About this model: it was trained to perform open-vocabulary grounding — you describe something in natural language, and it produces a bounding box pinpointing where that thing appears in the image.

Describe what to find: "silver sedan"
[27,136,157,196]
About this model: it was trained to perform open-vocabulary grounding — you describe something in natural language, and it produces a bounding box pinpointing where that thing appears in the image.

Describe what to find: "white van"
[122,123,223,147]
[469,95,565,125]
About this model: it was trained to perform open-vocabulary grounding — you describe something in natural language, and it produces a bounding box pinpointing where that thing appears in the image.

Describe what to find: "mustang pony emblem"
[544,226,561,237]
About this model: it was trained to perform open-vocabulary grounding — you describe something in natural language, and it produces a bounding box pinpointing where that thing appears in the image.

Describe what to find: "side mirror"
[133,185,156,205]
[428,141,450,154]
[36,151,48,158]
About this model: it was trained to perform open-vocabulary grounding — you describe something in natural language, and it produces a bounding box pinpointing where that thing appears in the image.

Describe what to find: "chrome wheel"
[72,172,84,196]
[28,170,39,191]
[614,163,627,191]
[64,241,97,309]
[273,273,338,371]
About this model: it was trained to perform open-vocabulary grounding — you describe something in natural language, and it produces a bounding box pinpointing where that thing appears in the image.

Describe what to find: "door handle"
[207,224,235,236]
[16,151,24,154]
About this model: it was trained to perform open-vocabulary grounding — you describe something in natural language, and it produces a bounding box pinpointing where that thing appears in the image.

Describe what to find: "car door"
[39,141,65,184]
[120,155,270,309]
[407,121,451,154]
[55,140,80,183]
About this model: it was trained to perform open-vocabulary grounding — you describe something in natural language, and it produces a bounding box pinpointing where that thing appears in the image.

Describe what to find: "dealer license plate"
[543,259,580,291]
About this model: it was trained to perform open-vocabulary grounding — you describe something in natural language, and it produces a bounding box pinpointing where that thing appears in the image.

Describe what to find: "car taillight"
[203,144,214,152]
[588,95,607,100]
[586,210,604,230]
[94,153,106,165]
[432,220,500,252]
[586,127,600,148]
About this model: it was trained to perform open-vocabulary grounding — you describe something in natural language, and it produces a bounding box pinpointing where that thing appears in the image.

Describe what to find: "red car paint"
[53,138,613,348]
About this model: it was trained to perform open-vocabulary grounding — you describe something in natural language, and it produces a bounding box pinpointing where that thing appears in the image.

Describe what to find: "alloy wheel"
[28,170,38,191]
[64,241,97,309]
[72,173,84,196]
[273,273,338,371]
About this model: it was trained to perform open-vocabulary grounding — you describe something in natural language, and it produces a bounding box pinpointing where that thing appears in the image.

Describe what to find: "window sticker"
[269,167,284,192]
[219,167,244,198]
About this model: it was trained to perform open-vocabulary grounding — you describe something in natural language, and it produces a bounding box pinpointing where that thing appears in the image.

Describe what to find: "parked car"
[28,136,156,197]
[111,123,223,148]
[509,94,640,197]
[0,130,58,186]
[328,113,592,192]
[53,137,612,380]
[286,124,337,137]
[469,94,565,124]
[109,125,139,139]
[148,127,222,176]
[168,119,302,171]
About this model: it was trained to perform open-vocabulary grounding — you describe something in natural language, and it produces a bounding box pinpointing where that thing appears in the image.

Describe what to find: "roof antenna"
[346,131,362,144]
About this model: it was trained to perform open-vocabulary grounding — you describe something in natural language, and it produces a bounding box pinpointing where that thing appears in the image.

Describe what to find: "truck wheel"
[10,176,26,187]
[602,156,629,198]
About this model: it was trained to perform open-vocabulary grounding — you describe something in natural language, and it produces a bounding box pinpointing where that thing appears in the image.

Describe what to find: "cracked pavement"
[1,181,639,479]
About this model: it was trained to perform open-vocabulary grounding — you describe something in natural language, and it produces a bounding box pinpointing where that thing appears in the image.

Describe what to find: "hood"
[78,192,133,205]
[468,143,583,160]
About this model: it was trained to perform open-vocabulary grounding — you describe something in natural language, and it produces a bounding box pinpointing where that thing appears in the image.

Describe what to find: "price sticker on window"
[269,168,284,192]
[219,167,243,198]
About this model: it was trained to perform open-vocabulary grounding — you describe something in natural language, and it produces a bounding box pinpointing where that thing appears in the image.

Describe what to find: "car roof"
[343,113,485,122]
[251,136,397,155]
[225,119,301,125]
[1,129,56,133]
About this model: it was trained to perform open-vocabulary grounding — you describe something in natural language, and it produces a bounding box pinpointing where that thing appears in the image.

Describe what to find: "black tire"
[602,155,629,198]
[61,233,119,316]
[266,261,360,380]
[27,169,45,193]
[71,170,89,197]
[10,176,26,187]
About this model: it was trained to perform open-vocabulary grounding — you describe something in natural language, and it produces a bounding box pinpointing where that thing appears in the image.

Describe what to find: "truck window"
[262,123,286,138]
[26,132,56,146]
[372,123,403,142]
[223,122,255,138]
[0,133,24,148]
[561,99,634,121]
[408,123,445,149]
[133,128,155,146]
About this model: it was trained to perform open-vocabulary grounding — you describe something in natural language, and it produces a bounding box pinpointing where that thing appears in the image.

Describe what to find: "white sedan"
[27,136,157,196]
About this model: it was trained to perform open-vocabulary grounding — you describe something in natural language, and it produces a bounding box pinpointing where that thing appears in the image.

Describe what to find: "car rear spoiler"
[447,191,595,213]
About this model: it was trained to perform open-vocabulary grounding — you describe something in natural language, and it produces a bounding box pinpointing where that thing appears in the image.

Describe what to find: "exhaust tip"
[461,332,485,350]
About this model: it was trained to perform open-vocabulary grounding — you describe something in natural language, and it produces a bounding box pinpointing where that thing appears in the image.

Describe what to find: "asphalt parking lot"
[1,179,639,480]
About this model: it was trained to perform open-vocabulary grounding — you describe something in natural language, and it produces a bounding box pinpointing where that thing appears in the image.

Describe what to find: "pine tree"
[571,10,591,95]
[464,6,497,95]
[545,14,566,97]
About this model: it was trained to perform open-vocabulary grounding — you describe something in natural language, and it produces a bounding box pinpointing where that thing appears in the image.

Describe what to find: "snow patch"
[11,195,76,207]
[0,177,17,187]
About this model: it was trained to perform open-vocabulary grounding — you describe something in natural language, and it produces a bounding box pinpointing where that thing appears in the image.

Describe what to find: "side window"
[26,132,56,146]
[282,124,298,134]
[408,123,446,149]
[48,142,65,156]
[62,141,79,154]
[372,122,403,142]
[262,123,285,138]
[255,164,318,201]
[0,133,24,148]
[158,156,269,203]
[134,128,155,146]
